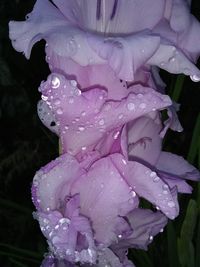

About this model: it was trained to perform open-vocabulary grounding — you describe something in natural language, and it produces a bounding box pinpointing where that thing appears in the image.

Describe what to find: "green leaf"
[171,74,185,102]
[187,112,200,164]
[178,199,198,267]
[167,222,180,267]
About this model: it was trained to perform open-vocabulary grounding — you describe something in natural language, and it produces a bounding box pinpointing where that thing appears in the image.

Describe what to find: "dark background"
[0,1,200,267]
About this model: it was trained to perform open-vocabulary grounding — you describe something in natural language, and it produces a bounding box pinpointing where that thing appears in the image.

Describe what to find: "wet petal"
[37,100,59,135]
[88,32,160,81]
[112,208,167,251]
[39,73,171,155]
[147,42,200,78]
[127,161,179,219]
[32,153,85,211]
[34,195,97,264]
[71,154,139,245]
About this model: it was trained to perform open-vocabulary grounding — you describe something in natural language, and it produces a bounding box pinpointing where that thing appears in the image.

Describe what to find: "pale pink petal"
[39,73,171,155]
[71,154,139,245]
[32,153,85,211]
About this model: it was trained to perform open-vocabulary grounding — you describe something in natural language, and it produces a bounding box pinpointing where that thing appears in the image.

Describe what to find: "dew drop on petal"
[41,95,48,101]
[70,80,77,87]
[127,102,135,111]
[190,74,200,82]
[139,103,146,109]
[149,235,153,241]
[168,201,175,208]
[51,76,60,89]
[160,228,164,233]
[118,113,124,119]
[150,171,157,178]
[69,97,74,104]
[53,98,61,105]
[98,119,105,125]
[56,108,63,115]
[78,126,85,131]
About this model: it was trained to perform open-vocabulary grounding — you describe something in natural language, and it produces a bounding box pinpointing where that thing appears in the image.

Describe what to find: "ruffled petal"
[71,154,139,245]
[9,0,67,58]
[147,42,200,77]
[34,195,97,264]
[37,100,59,135]
[156,152,200,181]
[39,73,171,155]
[32,153,85,211]
[88,31,160,81]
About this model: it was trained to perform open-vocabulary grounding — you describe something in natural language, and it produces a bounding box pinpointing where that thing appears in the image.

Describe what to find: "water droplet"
[113,131,120,139]
[163,190,168,195]
[156,206,160,210]
[130,191,136,197]
[190,74,200,82]
[160,62,165,66]
[160,228,164,233]
[74,89,81,96]
[168,201,175,208]
[45,55,50,62]
[122,159,127,165]
[41,95,48,101]
[139,103,146,109]
[81,146,87,151]
[127,102,135,111]
[51,76,60,89]
[153,176,160,182]
[55,224,59,230]
[118,234,122,239]
[56,108,63,115]
[64,125,69,130]
[78,126,85,131]
[150,171,157,178]
[118,113,124,119]
[98,119,105,125]
[149,235,153,241]
[169,56,175,63]
[100,183,104,188]
[53,98,61,105]
[70,80,77,87]
[163,184,169,190]
[81,111,86,116]
[137,93,143,98]
[69,97,74,104]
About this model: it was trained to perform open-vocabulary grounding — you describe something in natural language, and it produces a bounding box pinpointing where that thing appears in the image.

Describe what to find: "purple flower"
[9,1,200,266]
[9,0,200,83]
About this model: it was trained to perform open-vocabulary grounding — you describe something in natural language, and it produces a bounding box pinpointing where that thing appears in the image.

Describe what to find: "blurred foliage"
[0,0,200,267]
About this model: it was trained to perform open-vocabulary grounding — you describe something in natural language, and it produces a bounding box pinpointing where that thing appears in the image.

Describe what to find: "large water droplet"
[41,95,48,101]
[190,74,200,82]
[78,126,85,131]
[51,76,60,89]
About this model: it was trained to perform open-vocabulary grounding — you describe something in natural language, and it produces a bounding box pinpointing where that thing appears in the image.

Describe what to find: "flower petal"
[88,31,160,81]
[127,161,179,219]
[71,154,139,245]
[9,0,67,58]
[37,100,59,135]
[32,153,85,211]
[156,152,200,181]
[112,208,167,251]
[39,73,171,155]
